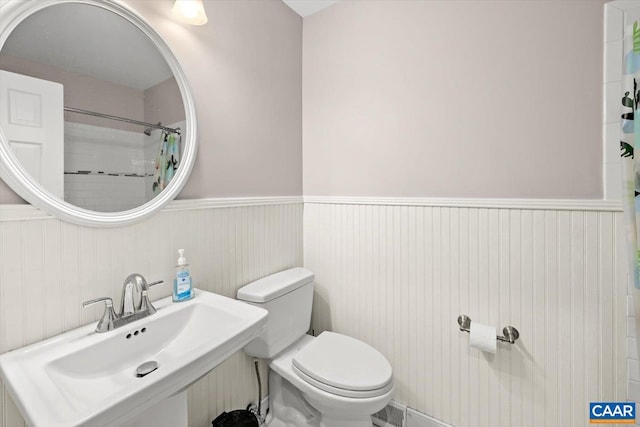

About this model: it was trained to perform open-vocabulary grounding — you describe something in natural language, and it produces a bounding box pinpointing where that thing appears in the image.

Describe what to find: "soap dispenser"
[173,249,194,302]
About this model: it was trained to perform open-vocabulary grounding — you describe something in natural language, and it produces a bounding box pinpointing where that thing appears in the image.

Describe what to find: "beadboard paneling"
[0,202,303,427]
[304,203,627,427]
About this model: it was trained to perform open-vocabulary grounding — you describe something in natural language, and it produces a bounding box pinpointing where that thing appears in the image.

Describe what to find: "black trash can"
[212,409,259,427]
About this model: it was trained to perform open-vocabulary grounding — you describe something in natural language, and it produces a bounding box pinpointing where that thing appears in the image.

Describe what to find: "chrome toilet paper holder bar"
[457,315,520,344]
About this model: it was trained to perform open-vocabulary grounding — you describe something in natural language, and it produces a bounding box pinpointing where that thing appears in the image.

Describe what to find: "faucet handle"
[146,280,164,289]
[138,280,164,315]
[82,297,117,333]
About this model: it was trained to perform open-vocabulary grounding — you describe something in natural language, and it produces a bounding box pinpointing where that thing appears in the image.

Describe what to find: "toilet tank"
[237,267,314,359]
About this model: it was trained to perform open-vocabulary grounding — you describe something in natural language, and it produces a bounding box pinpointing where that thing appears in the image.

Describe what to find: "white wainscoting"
[0,200,303,427]
[304,201,627,427]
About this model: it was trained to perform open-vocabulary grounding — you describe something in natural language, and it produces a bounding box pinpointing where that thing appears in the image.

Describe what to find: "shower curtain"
[621,19,640,365]
[152,131,180,196]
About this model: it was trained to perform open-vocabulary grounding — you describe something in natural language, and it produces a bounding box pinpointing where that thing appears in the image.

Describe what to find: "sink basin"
[0,289,268,427]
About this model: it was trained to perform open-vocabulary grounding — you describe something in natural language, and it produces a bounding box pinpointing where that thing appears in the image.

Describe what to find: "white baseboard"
[406,408,453,427]
[372,400,453,427]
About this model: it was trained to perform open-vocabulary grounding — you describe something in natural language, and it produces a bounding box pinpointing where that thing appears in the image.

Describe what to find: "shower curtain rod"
[64,107,181,135]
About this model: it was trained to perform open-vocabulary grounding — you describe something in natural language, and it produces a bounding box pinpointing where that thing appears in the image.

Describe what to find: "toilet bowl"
[237,268,394,427]
[270,334,393,426]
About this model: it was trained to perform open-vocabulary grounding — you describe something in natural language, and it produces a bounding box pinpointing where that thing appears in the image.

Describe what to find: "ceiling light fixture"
[172,0,208,26]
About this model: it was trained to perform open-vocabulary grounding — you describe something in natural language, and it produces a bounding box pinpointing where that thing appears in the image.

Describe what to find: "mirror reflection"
[0,2,185,212]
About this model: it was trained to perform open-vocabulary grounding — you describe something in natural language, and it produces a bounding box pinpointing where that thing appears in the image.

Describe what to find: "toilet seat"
[292,332,393,398]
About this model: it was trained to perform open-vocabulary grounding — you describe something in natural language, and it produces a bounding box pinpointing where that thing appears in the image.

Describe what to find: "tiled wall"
[0,200,303,427]
[63,122,149,211]
[64,174,146,213]
[304,200,627,427]
[145,128,161,202]
[603,4,625,201]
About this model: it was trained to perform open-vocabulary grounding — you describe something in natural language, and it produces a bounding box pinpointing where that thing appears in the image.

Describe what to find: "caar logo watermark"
[590,402,636,423]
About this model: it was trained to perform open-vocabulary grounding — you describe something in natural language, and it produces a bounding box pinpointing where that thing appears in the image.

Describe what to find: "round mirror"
[0,0,197,227]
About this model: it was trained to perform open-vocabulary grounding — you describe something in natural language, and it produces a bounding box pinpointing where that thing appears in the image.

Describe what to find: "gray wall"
[302,0,604,198]
[144,77,185,127]
[125,0,303,199]
[1,0,609,203]
[0,0,303,203]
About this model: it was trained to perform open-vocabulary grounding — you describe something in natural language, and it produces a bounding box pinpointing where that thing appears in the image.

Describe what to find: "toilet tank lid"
[237,267,314,303]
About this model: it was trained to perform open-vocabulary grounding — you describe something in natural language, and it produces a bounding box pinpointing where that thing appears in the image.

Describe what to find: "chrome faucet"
[83,273,163,333]
[120,274,139,316]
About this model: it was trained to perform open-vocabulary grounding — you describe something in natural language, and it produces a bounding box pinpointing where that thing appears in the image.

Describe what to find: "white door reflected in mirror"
[0,70,63,199]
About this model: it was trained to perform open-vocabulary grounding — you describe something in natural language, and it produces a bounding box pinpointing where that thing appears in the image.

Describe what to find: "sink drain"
[136,361,158,378]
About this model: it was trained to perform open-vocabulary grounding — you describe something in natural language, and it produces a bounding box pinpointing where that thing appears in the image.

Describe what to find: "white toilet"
[237,267,394,427]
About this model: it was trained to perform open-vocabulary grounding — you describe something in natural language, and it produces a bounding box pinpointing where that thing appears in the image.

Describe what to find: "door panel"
[0,70,63,198]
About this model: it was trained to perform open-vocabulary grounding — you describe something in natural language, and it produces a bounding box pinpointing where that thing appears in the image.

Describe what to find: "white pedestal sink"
[0,289,268,427]
[124,391,188,427]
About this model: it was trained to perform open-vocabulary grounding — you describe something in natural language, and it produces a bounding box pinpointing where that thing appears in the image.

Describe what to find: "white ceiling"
[2,3,173,91]
[282,0,339,17]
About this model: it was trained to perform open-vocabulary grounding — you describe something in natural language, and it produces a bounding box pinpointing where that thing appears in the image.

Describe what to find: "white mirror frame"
[0,0,198,227]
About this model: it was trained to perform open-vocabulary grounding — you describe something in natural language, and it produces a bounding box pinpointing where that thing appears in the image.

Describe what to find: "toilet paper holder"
[457,315,520,344]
